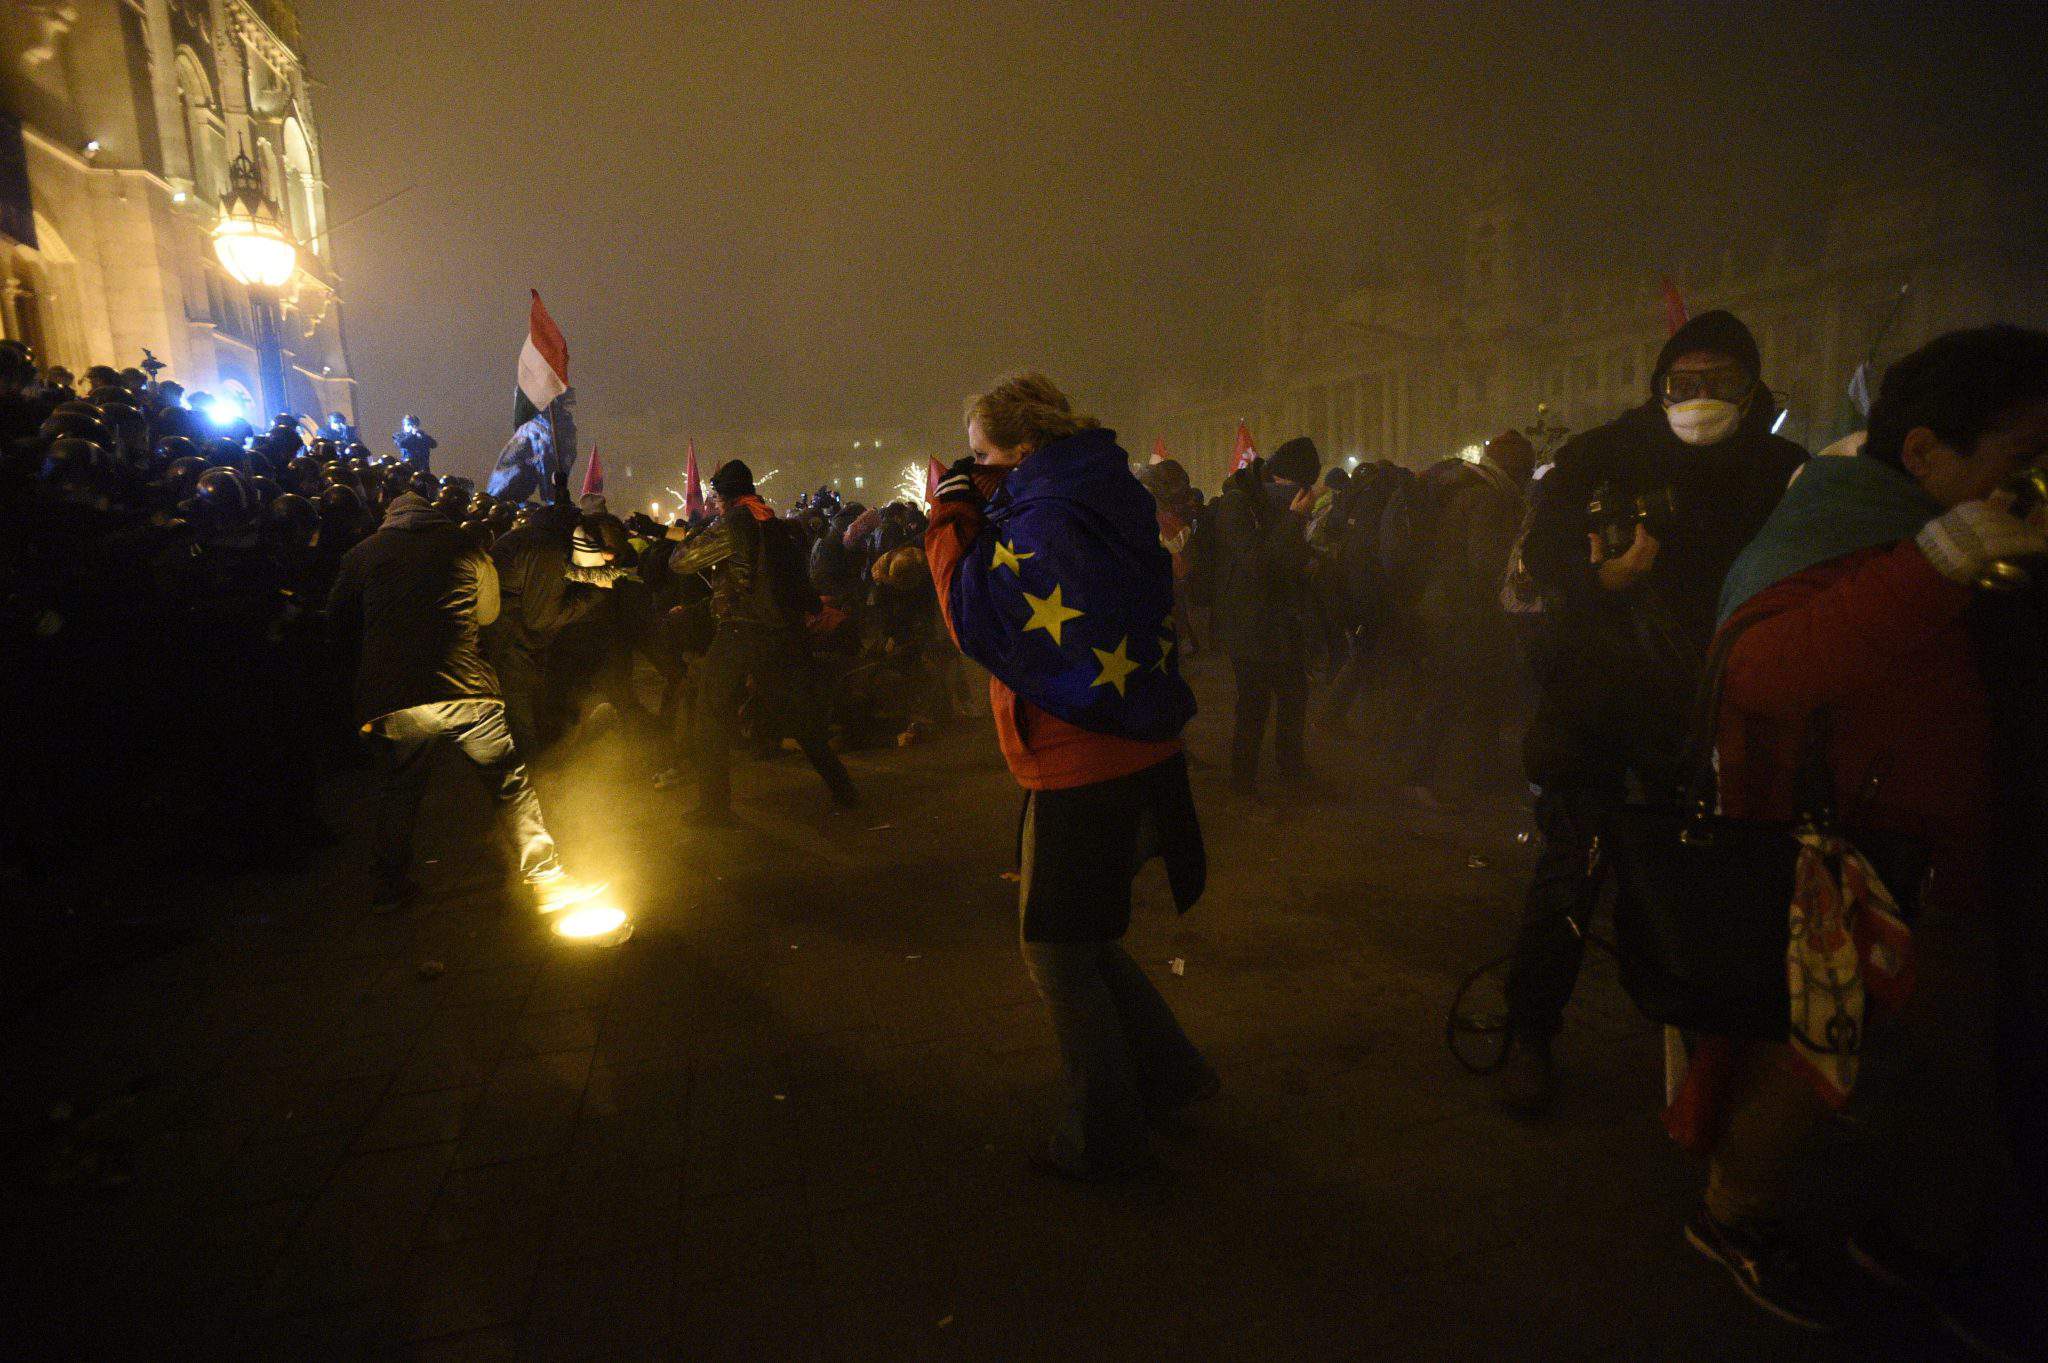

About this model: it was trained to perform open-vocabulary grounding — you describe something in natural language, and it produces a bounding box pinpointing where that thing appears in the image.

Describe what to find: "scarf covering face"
[949,428,1196,741]
[1717,454,1939,626]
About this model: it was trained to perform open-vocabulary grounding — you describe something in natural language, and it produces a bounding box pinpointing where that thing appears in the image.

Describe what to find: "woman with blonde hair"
[926,373,1215,1180]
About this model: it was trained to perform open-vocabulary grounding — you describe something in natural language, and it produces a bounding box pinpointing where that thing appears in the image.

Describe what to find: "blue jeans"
[1018,791,1211,1173]
[371,699,560,886]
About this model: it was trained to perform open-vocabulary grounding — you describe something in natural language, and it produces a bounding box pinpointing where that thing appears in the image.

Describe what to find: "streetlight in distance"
[212,144,298,420]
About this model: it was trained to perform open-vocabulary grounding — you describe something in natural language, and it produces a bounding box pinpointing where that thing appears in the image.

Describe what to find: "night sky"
[301,0,2048,489]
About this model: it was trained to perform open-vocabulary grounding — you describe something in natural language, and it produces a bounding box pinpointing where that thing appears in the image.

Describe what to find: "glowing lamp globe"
[214,217,296,288]
[213,148,297,289]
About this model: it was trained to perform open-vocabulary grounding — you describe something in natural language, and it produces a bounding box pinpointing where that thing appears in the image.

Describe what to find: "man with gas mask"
[1496,310,1806,1114]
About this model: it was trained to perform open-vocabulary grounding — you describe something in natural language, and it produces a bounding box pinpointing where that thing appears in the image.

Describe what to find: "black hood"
[1647,309,1779,438]
[379,491,453,532]
[1651,309,1762,397]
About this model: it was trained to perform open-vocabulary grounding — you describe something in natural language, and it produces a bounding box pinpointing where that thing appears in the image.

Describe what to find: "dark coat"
[1413,459,1526,670]
[665,496,787,629]
[1019,752,1205,943]
[1520,332,1805,790]
[488,510,611,653]
[1213,465,1314,667]
[326,494,500,724]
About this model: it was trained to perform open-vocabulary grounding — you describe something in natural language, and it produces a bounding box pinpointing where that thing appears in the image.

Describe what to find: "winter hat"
[1268,436,1321,486]
[570,521,608,566]
[1653,309,1762,395]
[710,459,755,501]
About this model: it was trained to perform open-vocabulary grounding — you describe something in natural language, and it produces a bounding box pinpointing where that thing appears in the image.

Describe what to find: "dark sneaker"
[1685,1208,1842,1332]
[1493,1031,1555,1117]
[370,875,419,914]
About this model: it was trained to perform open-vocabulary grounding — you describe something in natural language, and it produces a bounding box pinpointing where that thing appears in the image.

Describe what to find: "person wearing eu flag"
[926,373,1217,1182]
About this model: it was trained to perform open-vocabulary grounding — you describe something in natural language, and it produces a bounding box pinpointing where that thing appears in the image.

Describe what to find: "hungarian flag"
[1230,419,1257,473]
[683,437,705,520]
[1659,275,1689,337]
[1149,436,1171,466]
[515,289,569,428]
[579,443,604,499]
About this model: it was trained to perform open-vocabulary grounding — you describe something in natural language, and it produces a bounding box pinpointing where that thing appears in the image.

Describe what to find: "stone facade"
[0,0,351,417]
[1140,168,2044,489]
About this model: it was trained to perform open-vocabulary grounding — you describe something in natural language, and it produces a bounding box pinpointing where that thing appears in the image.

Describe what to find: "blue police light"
[202,395,247,428]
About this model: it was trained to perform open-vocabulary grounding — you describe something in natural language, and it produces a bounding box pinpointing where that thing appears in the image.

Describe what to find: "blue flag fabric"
[485,398,578,505]
[949,428,1196,741]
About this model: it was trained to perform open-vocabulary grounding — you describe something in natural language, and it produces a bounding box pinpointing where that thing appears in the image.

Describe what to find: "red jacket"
[1717,539,1989,896]
[926,498,1181,791]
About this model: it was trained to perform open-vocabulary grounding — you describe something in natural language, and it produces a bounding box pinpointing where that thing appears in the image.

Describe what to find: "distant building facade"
[596,415,914,515]
[0,0,351,416]
[1141,168,2044,487]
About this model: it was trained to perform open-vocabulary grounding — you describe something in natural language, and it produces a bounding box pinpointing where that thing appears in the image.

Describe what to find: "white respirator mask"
[1665,398,1742,446]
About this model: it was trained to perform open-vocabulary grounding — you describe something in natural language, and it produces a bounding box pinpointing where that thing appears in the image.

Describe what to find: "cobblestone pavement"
[7,660,1979,1361]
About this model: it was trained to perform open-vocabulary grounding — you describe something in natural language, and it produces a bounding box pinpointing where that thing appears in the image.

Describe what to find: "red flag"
[683,438,705,520]
[579,443,604,499]
[924,458,945,504]
[1230,420,1257,473]
[1149,436,1171,466]
[516,289,569,425]
[1660,275,1689,337]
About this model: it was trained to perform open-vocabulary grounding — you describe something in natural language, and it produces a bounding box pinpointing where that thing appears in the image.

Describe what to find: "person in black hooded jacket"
[1496,310,1806,1113]
[487,504,622,758]
[327,492,597,913]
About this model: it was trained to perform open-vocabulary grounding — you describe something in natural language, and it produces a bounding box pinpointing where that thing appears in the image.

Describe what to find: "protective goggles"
[1659,365,1756,404]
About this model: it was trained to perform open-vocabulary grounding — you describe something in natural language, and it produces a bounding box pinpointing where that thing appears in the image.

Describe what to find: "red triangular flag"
[683,438,704,520]
[1150,436,1171,466]
[1230,420,1257,473]
[1660,275,1689,337]
[579,443,604,499]
[924,458,945,505]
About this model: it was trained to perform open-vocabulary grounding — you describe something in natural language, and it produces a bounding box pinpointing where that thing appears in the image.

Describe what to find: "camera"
[1588,482,1679,560]
[1977,462,2048,592]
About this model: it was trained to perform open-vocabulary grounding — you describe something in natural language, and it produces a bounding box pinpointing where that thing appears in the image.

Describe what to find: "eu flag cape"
[949,428,1195,741]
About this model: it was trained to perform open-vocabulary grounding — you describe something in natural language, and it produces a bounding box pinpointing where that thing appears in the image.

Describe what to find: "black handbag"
[1603,618,1929,1040]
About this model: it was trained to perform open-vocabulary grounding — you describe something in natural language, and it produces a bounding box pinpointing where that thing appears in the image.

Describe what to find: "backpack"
[761,516,822,624]
[1377,458,1471,603]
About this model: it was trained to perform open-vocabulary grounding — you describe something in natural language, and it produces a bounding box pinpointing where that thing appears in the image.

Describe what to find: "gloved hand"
[934,456,983,507]
[1916,498,2048,585]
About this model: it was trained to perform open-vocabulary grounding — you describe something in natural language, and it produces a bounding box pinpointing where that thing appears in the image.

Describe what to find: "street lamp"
[212,145,298,420]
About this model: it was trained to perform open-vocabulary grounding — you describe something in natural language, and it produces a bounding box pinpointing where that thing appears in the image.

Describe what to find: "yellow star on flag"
[991,539,1035,574]
[1090,636,1141,696]
[1155,632,1176,670]
[1020,584,1084,645]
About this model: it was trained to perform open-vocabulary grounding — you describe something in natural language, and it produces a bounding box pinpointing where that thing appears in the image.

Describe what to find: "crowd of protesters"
[0,347,977,925]
[5,307,2045,1355]
[1144,316,2046,1355]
